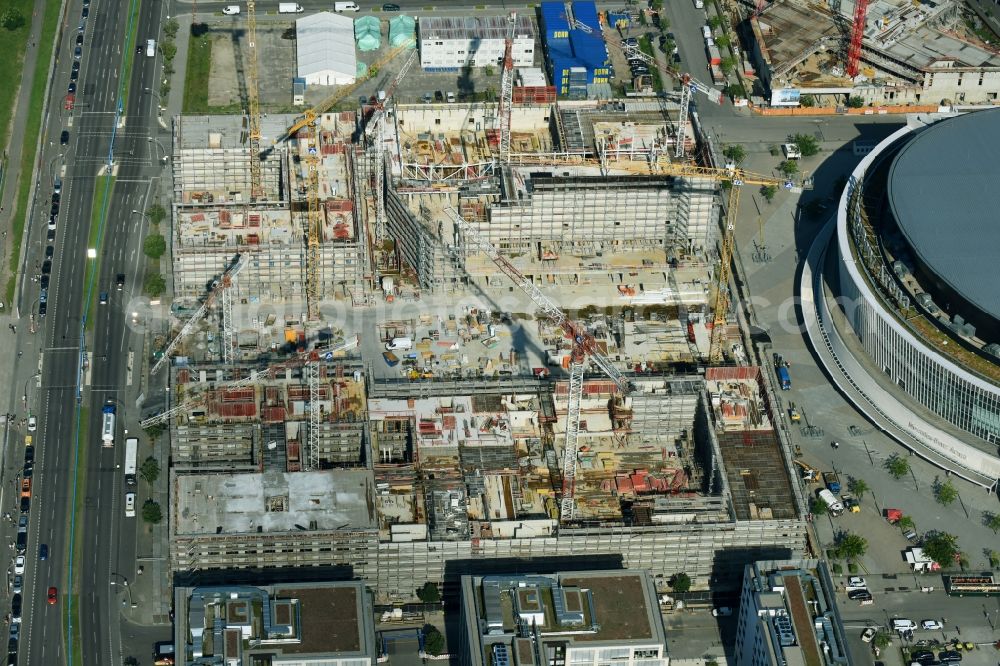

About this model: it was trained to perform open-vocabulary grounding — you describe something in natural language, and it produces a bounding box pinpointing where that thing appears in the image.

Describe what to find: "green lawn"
[85,174,114,330]
[4,0,63,304]
[0,1,33,157]
[182,29,213,112]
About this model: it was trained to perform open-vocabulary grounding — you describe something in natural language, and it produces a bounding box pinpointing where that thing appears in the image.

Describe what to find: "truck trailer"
[823,472,841,493]
[818,489,844,515]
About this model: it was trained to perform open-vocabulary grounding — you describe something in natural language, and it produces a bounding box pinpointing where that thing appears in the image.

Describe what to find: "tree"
[778,160,798,177]
[898,515,915,532]
[719,57,736,74]
[847,95,865,108]
[423,625,445,656]
[484,65,495,77]
[140,456,161,485]
[651,0,664,9]
[984,512,1000,534]
[669,572,691,593]
[146,203,167,225]
[124,658,139,666]
[847,477,869,499]
[760,184,778,203]
[163,18,180,38]
[142,500,163,524]
[708,15,723,29]
[1,9,25,31]
[791,133,820,157]
[144,272,166,296]
[884,454,909,479]
[872,632,891,649]
[417,582,441,603]
[723,144,746,164]
[715,35,731,48]
[809,496,828,516]
[161,41,177,62]
[143,422,166,440]
[724,83,747,99]
[922,532,960,567]
[836,532,868,560]
[934,478,959,506]
[143,234,166,259]
[800,94,816,107]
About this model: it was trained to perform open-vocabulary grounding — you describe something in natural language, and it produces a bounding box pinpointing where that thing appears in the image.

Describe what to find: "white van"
[277,2,304,12]
[146,39,156,57]
[124,492,136,518]
[892,619,916,633]
[222,5,241,14]
[335,1,361,10]
[782,143,802,159]
[385,337,413,351]
[702,25,712,39]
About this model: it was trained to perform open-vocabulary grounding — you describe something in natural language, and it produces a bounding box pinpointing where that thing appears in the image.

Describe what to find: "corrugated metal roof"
[887,109,1000,323]
[296,12,357,84]
[571,1,601,31]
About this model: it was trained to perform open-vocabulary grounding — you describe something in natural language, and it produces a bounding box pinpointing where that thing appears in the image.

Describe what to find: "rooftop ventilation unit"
[773,614,795,647]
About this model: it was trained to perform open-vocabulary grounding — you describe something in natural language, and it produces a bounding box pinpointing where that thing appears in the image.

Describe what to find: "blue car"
[39,544,48,561]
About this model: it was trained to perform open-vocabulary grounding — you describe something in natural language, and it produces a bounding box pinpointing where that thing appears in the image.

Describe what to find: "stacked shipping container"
[540,1,611,97]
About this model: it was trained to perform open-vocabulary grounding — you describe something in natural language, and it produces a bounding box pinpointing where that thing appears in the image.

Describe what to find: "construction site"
[159,4,806,603]
[747,0,1000,106]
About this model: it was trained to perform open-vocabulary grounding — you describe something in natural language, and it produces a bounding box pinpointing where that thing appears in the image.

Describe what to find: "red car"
[47,586,57,605]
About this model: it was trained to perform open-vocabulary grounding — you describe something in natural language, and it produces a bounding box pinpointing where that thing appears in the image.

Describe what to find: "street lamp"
[110,572,136,608]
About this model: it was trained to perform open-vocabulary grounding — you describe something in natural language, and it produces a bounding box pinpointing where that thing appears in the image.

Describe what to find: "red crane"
[847,0,869,78]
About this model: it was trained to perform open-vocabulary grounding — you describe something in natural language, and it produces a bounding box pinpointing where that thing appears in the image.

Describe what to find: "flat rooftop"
[559,573,656,642]
[274,585,363,655]
[174,469,376,535]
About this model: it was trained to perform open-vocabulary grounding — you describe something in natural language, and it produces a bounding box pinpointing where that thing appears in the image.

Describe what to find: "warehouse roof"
[887,109,1000,324]
[296,12,356,83]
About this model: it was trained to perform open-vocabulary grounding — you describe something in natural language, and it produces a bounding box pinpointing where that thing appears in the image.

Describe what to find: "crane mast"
[246,1,264,200]
[498,13,517,163]
[444,207,629,521]
[151,255,247,375]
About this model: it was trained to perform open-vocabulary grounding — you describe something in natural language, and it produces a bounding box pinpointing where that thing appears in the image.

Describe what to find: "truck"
[278,2,304,12]
[101,404,116,447]
[818,489,844,515]
[694,0,704,8]
[823,471,841,493]
[124,438,138,486]
[777,366,791,390]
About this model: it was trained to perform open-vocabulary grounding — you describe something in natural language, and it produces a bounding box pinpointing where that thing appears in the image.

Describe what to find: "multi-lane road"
[3,0,165,663]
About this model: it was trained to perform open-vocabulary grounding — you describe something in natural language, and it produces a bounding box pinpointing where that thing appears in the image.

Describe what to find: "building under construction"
[171,114,369,310]
[382,102,718,297]
[169,372,806,601]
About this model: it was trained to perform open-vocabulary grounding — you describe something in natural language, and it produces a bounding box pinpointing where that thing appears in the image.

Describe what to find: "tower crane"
[364,48,418,242]
[443,208,630,522]
[151,254,248,375]
[140,335,360,429]
[246,1,264,200]
[497,12,517,163]
[270,39,416,319]
[569,18,721,158]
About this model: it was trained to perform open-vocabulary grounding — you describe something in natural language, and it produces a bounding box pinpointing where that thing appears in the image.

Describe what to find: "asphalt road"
[1,0,162,663]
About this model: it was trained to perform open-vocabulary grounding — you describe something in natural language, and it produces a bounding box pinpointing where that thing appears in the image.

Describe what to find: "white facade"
[297,12,357,86]
[419,16,535,69]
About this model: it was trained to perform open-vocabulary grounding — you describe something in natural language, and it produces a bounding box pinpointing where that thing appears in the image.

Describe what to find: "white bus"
[101,404,116,447]
[124,438,138,486]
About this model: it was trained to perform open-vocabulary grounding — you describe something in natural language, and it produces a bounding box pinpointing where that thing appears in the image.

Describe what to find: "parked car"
[38,301,47,318]
[921,620,943,630]
[74,46,82,59]
[672,53,682,64]
[48,215,57,230]
[12,575,22,595]
[222,4,241,14]
[712,607,732,617]
[382,2,401,10]
[81,6,88,18]
[13,556,24,575]
[45,246,54,260]
[68,82,76,94]
[434,90,444,102]
[848,589,872,601]
[861,627,876,643]
[938,651,961,663]
[911,651,935,663]
[40,274,49,289]
[76,33,83,46]
[42,260,52,275]
[10,595,21,622]
[847,576,866,589]
[46,228,55,243]
[623,37,639,46]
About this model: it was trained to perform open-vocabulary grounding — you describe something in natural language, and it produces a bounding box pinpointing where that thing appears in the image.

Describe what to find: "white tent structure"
[296,12,357,86]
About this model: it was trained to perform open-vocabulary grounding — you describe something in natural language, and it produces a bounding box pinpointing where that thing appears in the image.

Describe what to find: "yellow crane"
[246,0,263,200]
[272,40,415,319]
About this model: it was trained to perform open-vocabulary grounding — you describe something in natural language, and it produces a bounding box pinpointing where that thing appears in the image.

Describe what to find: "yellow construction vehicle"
[793,459,821,483]
[789,401,801,422]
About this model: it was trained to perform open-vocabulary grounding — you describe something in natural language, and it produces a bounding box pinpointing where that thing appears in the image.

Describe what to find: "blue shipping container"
[569,29,608,68]
[607,12,630,28]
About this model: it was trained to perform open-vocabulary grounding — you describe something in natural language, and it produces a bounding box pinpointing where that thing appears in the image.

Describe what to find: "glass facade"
[837,127,1000,446]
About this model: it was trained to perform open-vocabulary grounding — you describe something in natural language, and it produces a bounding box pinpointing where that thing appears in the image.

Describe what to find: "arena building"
[829,110,1000,483]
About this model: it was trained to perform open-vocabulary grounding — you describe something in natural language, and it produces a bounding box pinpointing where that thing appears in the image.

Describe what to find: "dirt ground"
[206,23,298,109]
